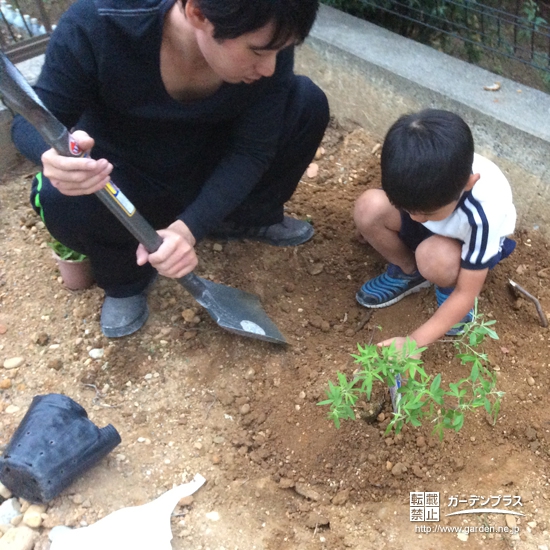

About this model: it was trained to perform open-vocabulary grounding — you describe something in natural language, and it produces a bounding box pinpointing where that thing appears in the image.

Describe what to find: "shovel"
[0,51,287,345]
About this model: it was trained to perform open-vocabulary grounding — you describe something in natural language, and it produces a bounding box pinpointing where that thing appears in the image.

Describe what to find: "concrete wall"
[296,6,550,234]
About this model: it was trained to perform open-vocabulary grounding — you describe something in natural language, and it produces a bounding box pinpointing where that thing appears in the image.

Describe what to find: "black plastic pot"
[0,394,121,503]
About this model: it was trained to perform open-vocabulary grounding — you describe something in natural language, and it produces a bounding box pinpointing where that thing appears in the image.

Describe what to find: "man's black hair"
[182,0,319,48]
[381,109,474,212]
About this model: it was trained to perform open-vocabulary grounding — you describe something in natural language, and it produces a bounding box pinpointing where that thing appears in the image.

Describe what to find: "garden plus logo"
[410,492,525,522]
[410,492,440,522]
[445,494,524,517]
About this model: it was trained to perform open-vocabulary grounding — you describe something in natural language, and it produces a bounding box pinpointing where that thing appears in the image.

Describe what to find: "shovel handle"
[54,133,208,297]
[96,176,208,296]
[0,50,207,299]
[94,183,207,296]
[53,130,164,252]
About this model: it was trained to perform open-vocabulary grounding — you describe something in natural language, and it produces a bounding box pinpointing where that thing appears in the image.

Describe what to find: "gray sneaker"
[100,293,149,338]
[210,216,314,247]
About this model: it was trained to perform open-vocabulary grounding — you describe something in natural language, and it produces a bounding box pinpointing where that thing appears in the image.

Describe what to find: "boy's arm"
[378,267,488,350]
[410,267,488,347]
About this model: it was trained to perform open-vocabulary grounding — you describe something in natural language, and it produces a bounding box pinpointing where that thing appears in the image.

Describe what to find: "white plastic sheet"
[50,474,206,550]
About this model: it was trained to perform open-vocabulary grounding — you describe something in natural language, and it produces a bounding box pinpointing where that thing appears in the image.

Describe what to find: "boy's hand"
[377,336,423,358]
[136,220,197,278]
[377,336,409,350]
[354,228,367,244]
[42,130,113,196]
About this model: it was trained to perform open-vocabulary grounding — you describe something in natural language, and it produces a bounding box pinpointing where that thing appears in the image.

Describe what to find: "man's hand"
[136,220,198,278]
[42,130,113,196]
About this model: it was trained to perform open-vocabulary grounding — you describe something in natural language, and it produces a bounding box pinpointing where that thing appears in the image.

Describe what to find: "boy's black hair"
[181,0,319,49]
[381,109,474,213]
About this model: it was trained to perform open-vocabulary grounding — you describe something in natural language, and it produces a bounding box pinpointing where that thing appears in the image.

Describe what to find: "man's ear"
[465,173,480,191]
[184,0,209,30]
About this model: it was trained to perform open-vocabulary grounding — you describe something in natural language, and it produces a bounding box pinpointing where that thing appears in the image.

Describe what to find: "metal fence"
[325,0,550,82]
[0,0,54,62]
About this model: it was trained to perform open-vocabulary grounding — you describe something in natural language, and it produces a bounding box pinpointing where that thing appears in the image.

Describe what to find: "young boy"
[353,109,516,348]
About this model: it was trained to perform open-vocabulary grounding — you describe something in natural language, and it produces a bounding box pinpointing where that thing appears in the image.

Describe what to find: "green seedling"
[318,300,503,439]
[48,239,87,262]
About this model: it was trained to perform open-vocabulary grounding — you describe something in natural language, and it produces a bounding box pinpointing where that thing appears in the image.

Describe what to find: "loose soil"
[1,121,550,550]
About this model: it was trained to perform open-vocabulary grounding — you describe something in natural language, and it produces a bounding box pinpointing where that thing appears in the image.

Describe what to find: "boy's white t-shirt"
[422,153,516,270]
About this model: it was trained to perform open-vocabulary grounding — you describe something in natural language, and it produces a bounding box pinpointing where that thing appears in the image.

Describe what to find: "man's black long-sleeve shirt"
[12,0,295,241]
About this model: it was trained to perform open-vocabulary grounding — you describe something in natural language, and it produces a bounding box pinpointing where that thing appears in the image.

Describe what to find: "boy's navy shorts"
[398,210,516,269]
[398,211,434,251]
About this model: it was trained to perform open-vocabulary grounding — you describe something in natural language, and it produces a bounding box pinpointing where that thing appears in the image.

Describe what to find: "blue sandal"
[356,264,431,308]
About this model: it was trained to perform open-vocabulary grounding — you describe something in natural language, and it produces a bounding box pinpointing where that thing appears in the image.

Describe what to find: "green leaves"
[317,375,359,428]
[48,239,87,262]
[317,299,504,440]
[430,374,441,393]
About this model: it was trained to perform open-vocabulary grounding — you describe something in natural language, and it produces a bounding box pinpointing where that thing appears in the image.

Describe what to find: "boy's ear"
[465,173,480,191]
[184,0,209,30]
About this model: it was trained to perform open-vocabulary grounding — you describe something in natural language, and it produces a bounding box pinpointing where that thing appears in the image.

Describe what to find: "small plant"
[521,0,547,33]
[48,240,87,262]
[318,300,503,439]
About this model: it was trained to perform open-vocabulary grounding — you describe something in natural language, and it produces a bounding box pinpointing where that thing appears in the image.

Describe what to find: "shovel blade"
[190,278,287,345]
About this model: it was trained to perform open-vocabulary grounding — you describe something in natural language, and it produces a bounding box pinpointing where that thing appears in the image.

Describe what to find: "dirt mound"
[1,121,549,549]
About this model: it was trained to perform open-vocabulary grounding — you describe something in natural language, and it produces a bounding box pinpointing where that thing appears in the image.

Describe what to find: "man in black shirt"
[12,0,329,337]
